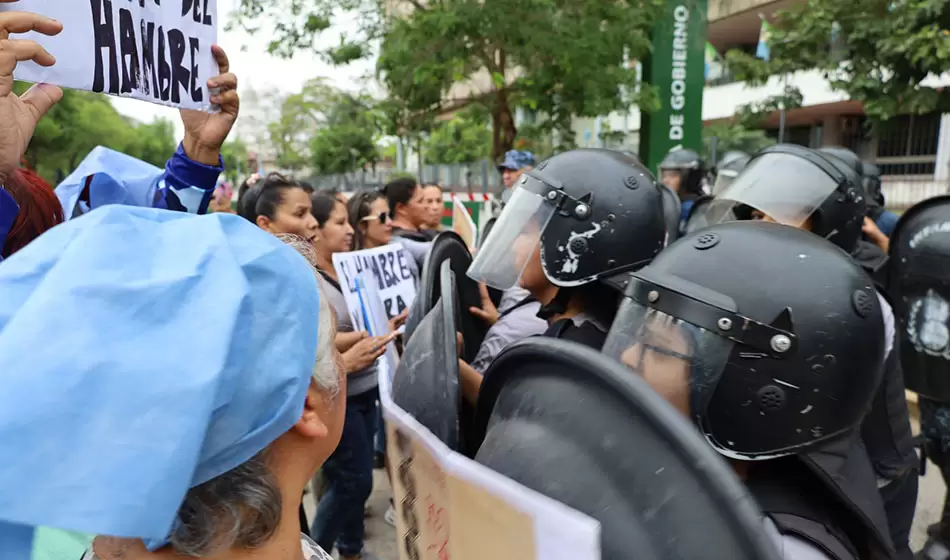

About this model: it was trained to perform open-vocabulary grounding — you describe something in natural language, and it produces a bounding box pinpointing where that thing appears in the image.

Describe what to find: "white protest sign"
[332,244,418,332]
[378,359,601,560]
[355,274,400,385]
[452,195,477,251]
[2,0,218,110]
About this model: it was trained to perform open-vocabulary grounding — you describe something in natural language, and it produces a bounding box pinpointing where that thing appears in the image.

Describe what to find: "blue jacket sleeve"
[876,211,900,238]
[153,143,224,215]
[0,186,19,264]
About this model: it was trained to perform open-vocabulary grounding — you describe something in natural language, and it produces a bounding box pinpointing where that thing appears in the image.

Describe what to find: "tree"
[309,92,381,174]
[424,108,491,165]
[220,139,250,184]
[725,0,950,121]
[17,83,176,184]
[702,121,774,162]
[232,0,664,160]
[268,78,337,172]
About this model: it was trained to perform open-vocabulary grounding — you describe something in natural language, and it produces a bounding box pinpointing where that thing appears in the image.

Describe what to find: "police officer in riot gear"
[469,148,666,346]
[460,149,667,402]
[603,221,896,559]
[658,148,708,234]
[863,162,900,238]
[888,195,950,559]
[707,144,917,559]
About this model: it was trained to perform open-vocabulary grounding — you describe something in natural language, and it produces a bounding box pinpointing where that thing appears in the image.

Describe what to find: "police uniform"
[887,195,950,557]
[708,144,918,558]
[657,148,708,235]
[468,149,668,350]
[602,221,896,559]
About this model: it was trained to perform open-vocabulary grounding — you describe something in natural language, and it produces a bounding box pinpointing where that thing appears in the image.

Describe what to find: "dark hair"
[310,192,340,228]
[382,176,418,218]
[1,167,64,259]
[238,173,312,223]
[347,190,387,250]
[422,183,443,193]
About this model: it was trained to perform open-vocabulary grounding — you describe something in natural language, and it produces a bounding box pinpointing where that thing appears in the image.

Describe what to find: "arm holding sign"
[154,45,237,215]
[0,5,63,262]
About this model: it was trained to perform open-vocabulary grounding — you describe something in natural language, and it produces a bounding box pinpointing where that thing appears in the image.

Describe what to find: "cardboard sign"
[332,244,418,331]
[452,196,477,250]
[2,0,218,110]
[378,354,601,560]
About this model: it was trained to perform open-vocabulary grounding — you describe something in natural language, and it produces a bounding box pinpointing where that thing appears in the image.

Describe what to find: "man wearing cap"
[498,149,535,205]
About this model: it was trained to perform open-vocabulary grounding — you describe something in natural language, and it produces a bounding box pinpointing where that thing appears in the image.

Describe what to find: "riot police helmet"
[467,148,666,293]
[706,144,868,253]
[658,148,707,197]
[712,151,751,195]
[819,146,864,178]
[603,221,886,459]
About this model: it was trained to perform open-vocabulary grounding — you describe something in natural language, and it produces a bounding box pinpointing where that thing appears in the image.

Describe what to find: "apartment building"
[569,0,950,206]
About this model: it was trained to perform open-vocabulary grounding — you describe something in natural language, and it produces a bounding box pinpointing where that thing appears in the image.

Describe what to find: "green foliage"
[702,121,774,162]
[232,0,664,160]
[15,83,177,184]
[268,78,338,171]
[424,109,491,164]
[309,92,381,174]
[514,123,555,160]
[725,0,950,121]
[220,139,250,184]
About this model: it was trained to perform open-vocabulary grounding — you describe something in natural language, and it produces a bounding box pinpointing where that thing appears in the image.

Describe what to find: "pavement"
[305,417,945,559]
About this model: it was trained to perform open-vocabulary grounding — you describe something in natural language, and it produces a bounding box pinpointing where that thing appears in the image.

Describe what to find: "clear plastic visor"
[705,153,839,227]
[711,170,739,196]
[467,181,556,290]
[603,299,734,422]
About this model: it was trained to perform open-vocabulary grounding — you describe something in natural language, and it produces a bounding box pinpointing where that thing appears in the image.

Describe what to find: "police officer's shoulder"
[764,517,838,560]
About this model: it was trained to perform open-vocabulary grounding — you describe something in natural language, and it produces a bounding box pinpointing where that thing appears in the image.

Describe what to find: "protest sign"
[332,244,418,332]
[452,195,477,251]
[378,370,601,560]
[354,274,400,384]
[1,0,218,111]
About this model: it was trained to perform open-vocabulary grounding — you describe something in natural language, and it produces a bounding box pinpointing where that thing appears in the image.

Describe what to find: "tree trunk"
[490,49,517,162]
[491,91,517,162]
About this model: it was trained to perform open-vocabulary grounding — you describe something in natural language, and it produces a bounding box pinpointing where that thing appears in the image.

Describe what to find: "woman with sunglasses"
[347,190,393,250]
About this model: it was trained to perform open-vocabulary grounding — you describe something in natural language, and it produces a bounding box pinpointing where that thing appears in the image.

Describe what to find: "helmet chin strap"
[537,286,573,321]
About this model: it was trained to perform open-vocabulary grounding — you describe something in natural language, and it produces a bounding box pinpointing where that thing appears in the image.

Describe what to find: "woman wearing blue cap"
[0,206,346,560]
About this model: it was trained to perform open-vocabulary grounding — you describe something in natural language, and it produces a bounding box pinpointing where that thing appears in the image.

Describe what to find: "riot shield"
[658,183,682,243]
[471,337,780,560]
[683,195,714,235]
[391,260,461,450]
[403,231,489,361]
[888,194,950,401]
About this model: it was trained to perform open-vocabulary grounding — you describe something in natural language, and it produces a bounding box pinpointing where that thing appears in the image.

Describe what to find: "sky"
[109,0,379,141]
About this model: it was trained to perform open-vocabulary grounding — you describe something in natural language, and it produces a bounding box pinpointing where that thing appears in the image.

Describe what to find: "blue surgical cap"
[0,206,322,557]
[55,146,163,218]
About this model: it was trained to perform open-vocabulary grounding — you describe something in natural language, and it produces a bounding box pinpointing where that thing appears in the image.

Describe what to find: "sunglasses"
[362,212,390,224]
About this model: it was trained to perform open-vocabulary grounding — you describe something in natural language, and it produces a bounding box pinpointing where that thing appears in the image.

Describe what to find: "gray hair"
[170,450,281,556]
[165,235,341,556]
[276,233,340,396]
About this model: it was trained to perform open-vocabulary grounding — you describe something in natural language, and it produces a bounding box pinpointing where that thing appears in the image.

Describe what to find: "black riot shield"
[889,194,950,401]
[683,195,714,235]
[391,261,461,450]
[471,337,780,560]
[658,183,682,243]
[403,231,489,360]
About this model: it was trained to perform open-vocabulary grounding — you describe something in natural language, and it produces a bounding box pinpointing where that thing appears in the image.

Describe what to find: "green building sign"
[639,0,708,174]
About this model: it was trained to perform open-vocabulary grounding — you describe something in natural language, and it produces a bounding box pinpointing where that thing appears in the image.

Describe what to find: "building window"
[874,113,941,176]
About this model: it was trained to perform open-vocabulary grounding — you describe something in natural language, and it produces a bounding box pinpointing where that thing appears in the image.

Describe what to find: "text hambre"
[90,0,213,105]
